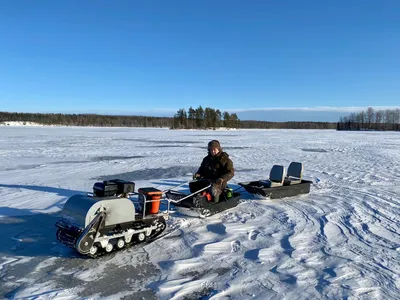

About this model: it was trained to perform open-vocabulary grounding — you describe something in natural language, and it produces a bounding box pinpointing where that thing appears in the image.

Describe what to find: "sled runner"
[166,179,241,217]
[238,162,312,198]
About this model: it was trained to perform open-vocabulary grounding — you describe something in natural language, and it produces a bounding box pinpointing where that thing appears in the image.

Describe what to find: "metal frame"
[166,184,211,204]
[87,180,212,219]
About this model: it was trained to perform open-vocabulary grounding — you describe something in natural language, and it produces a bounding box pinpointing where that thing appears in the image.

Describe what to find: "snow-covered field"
[0,126,399,299]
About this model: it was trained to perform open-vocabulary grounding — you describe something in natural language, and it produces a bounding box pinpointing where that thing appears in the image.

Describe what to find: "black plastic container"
[93,179,135,197]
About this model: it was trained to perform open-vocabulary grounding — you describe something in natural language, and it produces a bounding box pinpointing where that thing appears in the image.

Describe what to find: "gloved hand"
[193,173,201,180]
[215,178,224,187]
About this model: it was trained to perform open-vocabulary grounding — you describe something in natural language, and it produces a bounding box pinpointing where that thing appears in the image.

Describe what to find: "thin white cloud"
[227,106,400,113]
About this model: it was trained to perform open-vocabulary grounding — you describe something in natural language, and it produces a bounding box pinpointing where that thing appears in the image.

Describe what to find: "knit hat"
[208,140,222,151]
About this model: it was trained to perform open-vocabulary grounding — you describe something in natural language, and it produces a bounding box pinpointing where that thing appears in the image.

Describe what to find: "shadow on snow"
[0,183,86,258]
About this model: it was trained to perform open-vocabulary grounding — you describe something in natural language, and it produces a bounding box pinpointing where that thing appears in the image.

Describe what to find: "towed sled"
[238,162,312,198]
[166,179,242,217]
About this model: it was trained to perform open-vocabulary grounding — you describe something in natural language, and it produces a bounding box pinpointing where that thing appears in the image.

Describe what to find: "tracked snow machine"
[56,179,169,257]
[56,178,242,257]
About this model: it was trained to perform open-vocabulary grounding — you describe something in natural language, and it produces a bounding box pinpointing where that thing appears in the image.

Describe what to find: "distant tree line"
[337,107,400,131]
[239,120,335,129]
[0,111,337,129]
[0,112,171,127]
[172,106,240,129]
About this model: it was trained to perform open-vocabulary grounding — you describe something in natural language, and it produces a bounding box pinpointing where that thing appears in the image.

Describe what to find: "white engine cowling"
[61,194,136,229]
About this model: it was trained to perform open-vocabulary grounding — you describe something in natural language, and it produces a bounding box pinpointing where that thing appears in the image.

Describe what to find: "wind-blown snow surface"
[0,126,399,299]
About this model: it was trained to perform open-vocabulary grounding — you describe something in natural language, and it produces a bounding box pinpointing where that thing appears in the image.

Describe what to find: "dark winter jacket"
[196,152,234,184]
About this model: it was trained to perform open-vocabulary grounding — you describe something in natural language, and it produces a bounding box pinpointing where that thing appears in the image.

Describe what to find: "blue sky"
[0,0,399,121]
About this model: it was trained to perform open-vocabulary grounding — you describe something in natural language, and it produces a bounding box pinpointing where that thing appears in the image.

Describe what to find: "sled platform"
[238,179,312,199]
[166,190,241,217]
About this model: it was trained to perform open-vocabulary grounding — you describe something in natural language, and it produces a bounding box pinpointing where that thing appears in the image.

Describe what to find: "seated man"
[193,140,234,202]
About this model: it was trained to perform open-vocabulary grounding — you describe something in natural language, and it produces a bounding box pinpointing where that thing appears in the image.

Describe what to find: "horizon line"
[2,105,400,116]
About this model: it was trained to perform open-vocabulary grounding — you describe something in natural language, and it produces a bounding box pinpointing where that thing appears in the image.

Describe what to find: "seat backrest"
[269,165,286,184]
[287,162,303,179]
